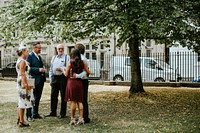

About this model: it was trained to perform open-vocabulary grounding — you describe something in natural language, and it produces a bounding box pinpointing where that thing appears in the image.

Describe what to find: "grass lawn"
[0,80,200,133]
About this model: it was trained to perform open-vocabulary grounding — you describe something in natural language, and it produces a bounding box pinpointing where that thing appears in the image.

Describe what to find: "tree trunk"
[128,37,145,95]
[165,43,170,64]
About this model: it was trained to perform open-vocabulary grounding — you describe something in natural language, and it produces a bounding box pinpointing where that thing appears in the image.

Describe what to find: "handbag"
[22,78,35,89]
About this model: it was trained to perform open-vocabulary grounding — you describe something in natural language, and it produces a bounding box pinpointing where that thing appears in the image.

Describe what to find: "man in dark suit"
[26,42,46,121]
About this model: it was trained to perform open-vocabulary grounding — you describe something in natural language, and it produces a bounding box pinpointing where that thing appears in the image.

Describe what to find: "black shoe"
[33,114,44,119]
[45,114,57,117]
[84,118,90,123]
[59,115,66,119]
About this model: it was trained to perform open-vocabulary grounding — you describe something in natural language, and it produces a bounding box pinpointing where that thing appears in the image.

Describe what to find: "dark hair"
[32,42,40,47]
[70,49,81,67]
[75,43,85,54]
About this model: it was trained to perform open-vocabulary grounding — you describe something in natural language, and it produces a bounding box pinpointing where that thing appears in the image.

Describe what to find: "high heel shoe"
[70,118,76,125]
[76,118,84,125]
[17,119,19,125]
[19,122,30,127]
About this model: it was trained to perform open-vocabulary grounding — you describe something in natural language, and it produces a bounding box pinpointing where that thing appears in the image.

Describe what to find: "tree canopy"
[0,0,199,47]
[0,0,199,94]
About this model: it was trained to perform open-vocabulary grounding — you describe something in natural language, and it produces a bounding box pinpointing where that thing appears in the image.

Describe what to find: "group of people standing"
[16,42,90,127]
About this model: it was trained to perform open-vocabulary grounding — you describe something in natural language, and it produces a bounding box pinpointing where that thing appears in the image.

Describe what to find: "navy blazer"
[26,51,46,85]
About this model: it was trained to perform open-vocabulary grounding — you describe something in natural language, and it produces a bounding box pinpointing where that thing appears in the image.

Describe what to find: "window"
[146,40,151,47]
[41,47,47,54]
[146,50,151,57]
[4,49,11,56]
[85,45,89,50]
[68,46,74,54]
[92,53,96,60]
[6,62,16,68]
[85,53,90,59]
[92,45,98,50]
[100,44,104,49]
[198,52,200,62]
[144,59,157,69]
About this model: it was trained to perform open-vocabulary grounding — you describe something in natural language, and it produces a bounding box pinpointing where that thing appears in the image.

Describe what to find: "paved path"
[1,80,199,103]
[0,80,129,103]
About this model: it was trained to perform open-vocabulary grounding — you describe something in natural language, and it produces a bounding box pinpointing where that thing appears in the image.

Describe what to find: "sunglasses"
[58,48,64,50]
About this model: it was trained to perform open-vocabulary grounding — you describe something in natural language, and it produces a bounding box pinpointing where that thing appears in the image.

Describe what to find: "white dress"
[16,58,34,109]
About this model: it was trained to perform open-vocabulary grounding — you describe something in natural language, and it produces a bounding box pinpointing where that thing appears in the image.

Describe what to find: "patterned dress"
[16,58,34,109]
[65,60,84,102]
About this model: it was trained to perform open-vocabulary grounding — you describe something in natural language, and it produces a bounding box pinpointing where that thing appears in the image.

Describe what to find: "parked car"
[1,62,17,77]
[87,59,101,80]
[109,56,182,82]
[1,60,101,79]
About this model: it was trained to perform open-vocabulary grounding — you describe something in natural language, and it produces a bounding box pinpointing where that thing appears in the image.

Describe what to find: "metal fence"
[1,52,200,82]
[100,52,200,82]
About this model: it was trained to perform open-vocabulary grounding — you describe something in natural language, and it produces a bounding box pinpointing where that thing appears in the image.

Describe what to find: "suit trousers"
[50,75,67,116]
[26,80,44,118]
[82,79,89,121]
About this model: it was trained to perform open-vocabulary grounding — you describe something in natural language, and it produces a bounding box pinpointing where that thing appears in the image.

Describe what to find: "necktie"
[38,55,41,61]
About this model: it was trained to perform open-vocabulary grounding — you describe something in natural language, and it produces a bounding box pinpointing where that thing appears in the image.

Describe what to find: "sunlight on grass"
[0,81,200,133]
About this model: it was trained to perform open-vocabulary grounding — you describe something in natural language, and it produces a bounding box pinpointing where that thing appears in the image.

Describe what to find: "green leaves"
[0,0,199,50]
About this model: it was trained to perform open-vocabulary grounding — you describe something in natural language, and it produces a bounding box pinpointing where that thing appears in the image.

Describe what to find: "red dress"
[65,60,84,102]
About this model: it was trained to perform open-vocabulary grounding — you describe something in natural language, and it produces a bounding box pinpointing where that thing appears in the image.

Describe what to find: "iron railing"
[1,52,200,82]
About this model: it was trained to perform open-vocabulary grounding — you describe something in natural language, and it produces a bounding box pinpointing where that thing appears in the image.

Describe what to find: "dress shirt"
[76,54,88,79]
[33,51,40,60]
[49,54,70,81]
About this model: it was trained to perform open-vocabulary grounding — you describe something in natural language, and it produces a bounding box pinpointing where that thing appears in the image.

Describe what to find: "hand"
[25,85,31,90]
[29,86,34,90]
[56,68,63,72]
[70,73,76,79]
[39,68,46,72]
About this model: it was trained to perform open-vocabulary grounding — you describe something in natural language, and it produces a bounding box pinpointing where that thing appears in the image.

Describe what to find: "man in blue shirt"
[46,44,70,118]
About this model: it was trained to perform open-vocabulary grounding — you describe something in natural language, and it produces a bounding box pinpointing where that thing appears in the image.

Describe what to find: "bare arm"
[63,62,70,77]
[19,61,30,90]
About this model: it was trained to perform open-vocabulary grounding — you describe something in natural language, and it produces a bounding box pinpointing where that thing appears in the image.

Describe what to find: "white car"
[87,59,100,80]
[109,56,181,82]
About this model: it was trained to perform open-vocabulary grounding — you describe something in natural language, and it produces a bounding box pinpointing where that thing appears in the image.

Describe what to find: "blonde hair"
[16,46,27,56]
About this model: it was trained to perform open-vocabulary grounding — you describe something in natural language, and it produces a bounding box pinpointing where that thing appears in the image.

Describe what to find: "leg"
[77,102,84,119]
[82,79,90,123]
[26,107,32,119]
[19,108,25,123]
[33,81,44,118]
[77,102,84,125]
[70,101,76,125]
[70,101,76,119]
[50,78,60,116]
[18,108,29,126]
[60,77,67,117]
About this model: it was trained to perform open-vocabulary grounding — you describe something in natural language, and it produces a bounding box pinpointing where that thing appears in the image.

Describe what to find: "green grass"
[0,81,200,133]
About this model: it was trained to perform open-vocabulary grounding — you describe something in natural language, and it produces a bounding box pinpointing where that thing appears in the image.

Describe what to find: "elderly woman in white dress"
[16,46,34,127]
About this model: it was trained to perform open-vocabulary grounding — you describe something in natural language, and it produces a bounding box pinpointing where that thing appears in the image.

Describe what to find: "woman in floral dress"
[16,46,34,127]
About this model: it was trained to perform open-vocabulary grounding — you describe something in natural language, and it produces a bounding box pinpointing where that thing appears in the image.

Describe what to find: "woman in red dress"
[64,49,90,125]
